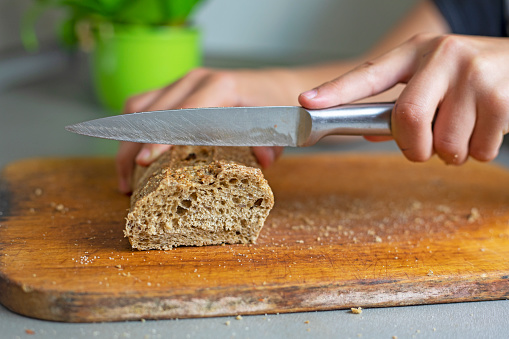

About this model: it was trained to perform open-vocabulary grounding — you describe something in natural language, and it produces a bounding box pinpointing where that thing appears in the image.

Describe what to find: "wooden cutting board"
[1,154,509,323]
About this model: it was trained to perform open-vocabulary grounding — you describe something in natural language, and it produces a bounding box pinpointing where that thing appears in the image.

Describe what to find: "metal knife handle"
[303,102,394,146]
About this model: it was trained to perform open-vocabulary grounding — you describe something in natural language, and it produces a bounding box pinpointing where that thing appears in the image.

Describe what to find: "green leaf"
[21,0,205,50]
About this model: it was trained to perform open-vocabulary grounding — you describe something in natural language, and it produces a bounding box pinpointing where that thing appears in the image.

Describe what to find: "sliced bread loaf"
[125,146,274,250]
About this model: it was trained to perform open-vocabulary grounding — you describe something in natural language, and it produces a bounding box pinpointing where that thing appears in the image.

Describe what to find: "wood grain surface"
[0,154,508,322]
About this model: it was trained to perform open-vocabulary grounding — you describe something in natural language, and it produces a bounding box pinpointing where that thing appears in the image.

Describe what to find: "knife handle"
[303,102,394,146]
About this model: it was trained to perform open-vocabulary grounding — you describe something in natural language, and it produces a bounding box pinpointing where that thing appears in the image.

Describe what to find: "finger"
[135,144,172,166]
[469,97,509,162]
[391,50,453,162]
[144,68,212,111]
[298,43,418,109]
[392,97,436,162]
[432,93,476,165]
[176,71,239,109]
[252,147,284,168]
[124,88,164,113]
[116,141,142,194]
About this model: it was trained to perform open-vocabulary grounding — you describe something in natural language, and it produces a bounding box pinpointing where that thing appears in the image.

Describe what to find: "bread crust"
[125,146,274,250]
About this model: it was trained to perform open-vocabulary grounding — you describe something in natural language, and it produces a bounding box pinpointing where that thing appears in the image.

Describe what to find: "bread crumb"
[25,329,35,335]
[303,217,314,226]
[351,307,362,314]
[411,200,422,210]
[236,315,243,320]
[34,188,43,196]
[392,336,398,339]
[114,265,122,269]
[225,321,231,326]
[375,236,382,243]
[467,208,480,223]
[296,240,304,244]
[427,270,434,276]
[304,320,310,324]
[50,202,68,213]
[436,205,451,213]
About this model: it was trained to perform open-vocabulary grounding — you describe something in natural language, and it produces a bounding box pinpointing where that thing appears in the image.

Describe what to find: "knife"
[65,102,394,147]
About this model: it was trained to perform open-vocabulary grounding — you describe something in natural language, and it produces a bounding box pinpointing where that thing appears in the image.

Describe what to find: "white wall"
[194,0,418,63]
[0,0,418,63]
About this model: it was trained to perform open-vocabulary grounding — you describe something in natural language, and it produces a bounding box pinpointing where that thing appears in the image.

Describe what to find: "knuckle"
[351,61,380,96]
[464,55,491,84]
[432,34,465,56]
[434,136,459,154]
[408,32,434,45]
[433,136,463,161]
[360,66,379,95]
[393,101,428,130]
[323,78,343,93]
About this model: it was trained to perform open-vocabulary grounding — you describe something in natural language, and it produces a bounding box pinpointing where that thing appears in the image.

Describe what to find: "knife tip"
[64,124,76,132]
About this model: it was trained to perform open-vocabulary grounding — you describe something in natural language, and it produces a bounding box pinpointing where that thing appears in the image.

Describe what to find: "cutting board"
[1,154,509,323]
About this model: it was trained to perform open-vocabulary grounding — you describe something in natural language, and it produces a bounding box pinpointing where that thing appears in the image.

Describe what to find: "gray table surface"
[1,58,509,339]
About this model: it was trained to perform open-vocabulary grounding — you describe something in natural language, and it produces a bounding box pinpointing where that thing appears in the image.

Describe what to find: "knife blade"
[65,103,394,147]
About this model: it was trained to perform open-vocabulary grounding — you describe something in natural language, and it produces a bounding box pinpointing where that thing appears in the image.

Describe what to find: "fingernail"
[136,147,151,163]
[301,89,318,100]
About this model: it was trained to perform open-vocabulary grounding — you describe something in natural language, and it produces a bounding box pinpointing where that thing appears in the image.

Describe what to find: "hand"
[116,67,293,194]
[299,33,509,165]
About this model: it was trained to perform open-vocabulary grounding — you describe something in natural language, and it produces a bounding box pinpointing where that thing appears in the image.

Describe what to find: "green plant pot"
[92,24,201,113]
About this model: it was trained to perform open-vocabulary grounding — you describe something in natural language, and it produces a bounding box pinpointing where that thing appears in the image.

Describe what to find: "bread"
[124,146,274,250]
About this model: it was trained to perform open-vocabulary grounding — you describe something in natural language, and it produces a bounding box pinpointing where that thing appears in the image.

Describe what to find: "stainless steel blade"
[65,106,311,147]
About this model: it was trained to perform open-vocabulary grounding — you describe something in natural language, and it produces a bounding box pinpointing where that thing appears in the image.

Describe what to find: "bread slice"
[124,146,274,250]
